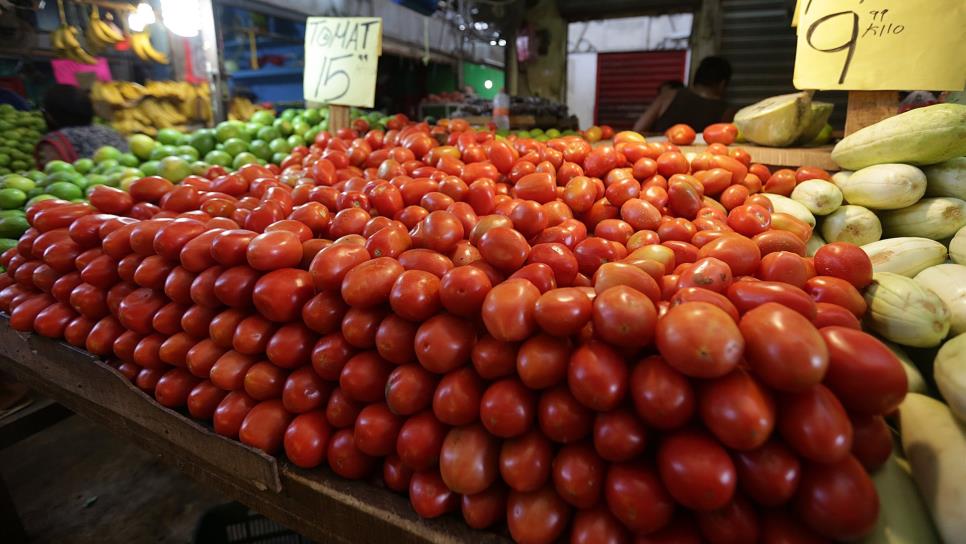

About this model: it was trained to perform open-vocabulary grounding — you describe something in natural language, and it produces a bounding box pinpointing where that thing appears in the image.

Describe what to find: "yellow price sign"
[794,0,966,91]
[303,17,382,108]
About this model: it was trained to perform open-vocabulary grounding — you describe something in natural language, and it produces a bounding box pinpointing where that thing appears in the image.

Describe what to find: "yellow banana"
[61,25,81,49]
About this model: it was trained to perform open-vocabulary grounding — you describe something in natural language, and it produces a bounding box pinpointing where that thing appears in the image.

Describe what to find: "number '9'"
[806,11,859,84]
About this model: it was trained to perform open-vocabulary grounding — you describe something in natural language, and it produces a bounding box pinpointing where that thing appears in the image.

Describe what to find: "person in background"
[633,56,733,133]
[35,84,127,166]
[657,79,684,96]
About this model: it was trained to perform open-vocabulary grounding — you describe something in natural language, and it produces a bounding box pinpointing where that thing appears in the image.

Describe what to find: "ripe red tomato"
[480,378,536,438]
[481,278,540,342]
[354,402,403,457]
[507,486,571,544]
[778,384,853,464]
[699,368,776,451]
[252,268,314,323]
[414,313,476,374]
[341,257,404,308]
[657,429,736,511]
[516,334,571,390]
[819,326,907,415]
[552,442,605,508]
[283,412,330,469]
[665,124,696,145]
[696,494,759,544]
[409,469,458,519]
[656,302,743,378]
[593,285,657,348]
[804,276,866,318]
[439,423,499,495]
[794,456,879,540]
[697,233,761,276]
[568,341,628,412]
[733,439,801,507]
[727,280,817,320]
[740,302,829,392]
[432,367,484,426]
[328,428,376,479]
[461,484,507,530]
[213,391,257,438]
[605,462,675,534]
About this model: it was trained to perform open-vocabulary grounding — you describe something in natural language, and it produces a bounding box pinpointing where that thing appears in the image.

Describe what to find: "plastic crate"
[193,503,313,544]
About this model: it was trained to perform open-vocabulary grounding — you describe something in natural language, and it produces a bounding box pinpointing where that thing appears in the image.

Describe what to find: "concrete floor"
[0,415,225,543]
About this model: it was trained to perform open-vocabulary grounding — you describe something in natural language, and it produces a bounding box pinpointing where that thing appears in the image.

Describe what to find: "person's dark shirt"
[653,88,728,132]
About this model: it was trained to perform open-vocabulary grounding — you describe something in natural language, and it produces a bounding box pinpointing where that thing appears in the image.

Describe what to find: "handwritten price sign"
[303,17,382,107]
[793,0,966,91]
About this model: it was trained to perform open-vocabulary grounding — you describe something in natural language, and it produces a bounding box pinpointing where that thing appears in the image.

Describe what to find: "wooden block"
[329,105,351,132]
[844,91,898,136]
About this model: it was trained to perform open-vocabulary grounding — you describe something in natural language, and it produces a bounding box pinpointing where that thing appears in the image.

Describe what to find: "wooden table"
[0,317,508,544]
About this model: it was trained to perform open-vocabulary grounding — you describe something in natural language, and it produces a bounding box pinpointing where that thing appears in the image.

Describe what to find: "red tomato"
[340,351,392,403]
[656,301,743,378]
[813,242,873,289]
[804,276,866,318]
[481,278,540,342]
[629,355,694,430]
[740,302,829,392]
[703,123,738,145]
[533,287,592,337]
[733,439,801,506]
[779,384,853,463]
[414,313,476,374]
[461,484,507,530]
[395,410,446,471]
[665,124,696,145]
[480,378,536,438]
[794,456,878,540]
[699,368,776,451]
[283,412,330,469]
[697,233,761,276]
[552,442,605,508]
[328,428,376,479]
[696,495,759,544]
[409,469,458,519]
[759,509,831,544]
[507,486,571,544]
[567,341,628,412]
[819,326,907,415]
[246,230,303,271]
[213,391,258,438]
[354,402,403,457]
[727,280,817,320]
[252,268,314,323]
[439,423,499,495]
[605,462,675,534]
[658,429,736,511]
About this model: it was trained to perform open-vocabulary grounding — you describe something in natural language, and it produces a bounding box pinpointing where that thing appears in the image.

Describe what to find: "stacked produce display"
[9,95,965,543]
[92,81,213,135]
[0,105,46,177]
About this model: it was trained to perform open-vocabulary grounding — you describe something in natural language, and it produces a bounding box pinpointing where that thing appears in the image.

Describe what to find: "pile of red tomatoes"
[0,124,908,544]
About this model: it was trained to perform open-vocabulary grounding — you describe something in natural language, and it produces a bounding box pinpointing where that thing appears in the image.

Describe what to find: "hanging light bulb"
[160,0,201,38]
[128,2,155,32]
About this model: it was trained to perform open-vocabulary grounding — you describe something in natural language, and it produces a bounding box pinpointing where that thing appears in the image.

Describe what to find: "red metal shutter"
[594,50,687,130]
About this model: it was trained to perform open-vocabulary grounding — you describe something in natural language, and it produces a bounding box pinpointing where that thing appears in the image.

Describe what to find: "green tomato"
[45,181,83,201]
[232,152,258,169]
[139,161,160,177]
[2,175,36,192]
[0,187,27,210]
[204,150,232,167]
[222,138,249,157]
[256,126,281,142]
[156,128,185,146]
[188,130,216,156]
[175,145,200,161]
[0,214,29,238]
[44,160,72,174]
[248,140,272,160]
[92,145,123,163]
[73,158,95,174]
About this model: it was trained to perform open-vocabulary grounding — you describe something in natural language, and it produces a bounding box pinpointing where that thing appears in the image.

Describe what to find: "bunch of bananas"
[228,97,259,121]
[93,81,213,134]
[85,7,124,52]
[130,31,169,64]
[51,24,97,64]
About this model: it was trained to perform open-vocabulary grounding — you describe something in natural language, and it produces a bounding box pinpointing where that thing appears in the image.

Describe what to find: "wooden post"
[329,105,350,131]
[844,91,899,136]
